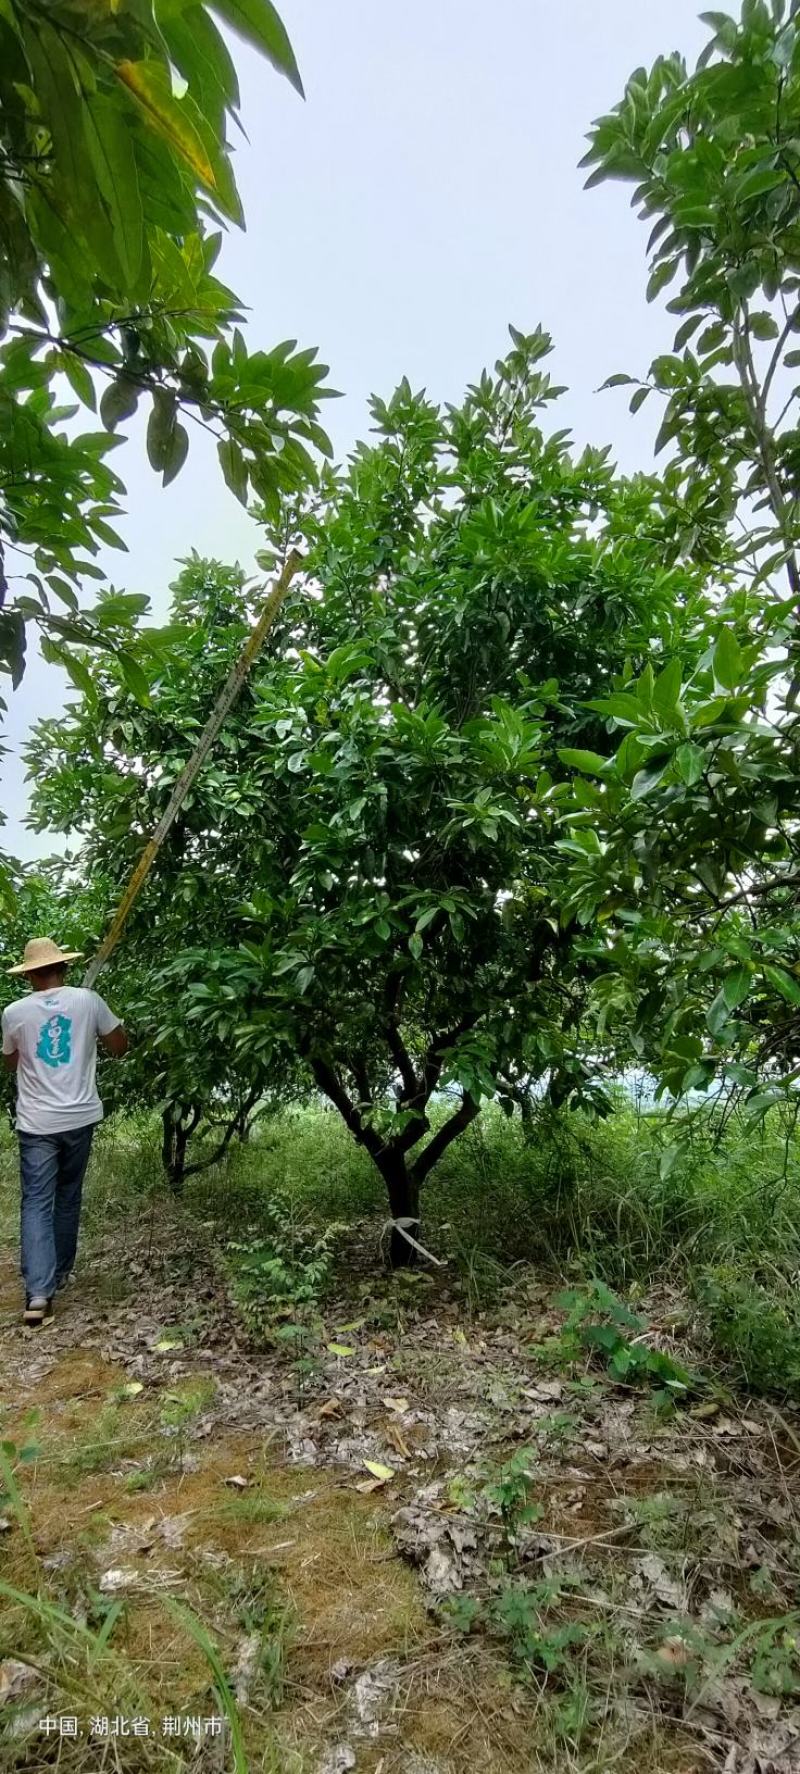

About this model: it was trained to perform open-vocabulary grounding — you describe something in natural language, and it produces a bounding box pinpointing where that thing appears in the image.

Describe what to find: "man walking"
[2,939,128,1326]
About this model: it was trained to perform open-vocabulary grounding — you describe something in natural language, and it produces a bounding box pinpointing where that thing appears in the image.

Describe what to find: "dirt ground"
[2,1206,800,1772]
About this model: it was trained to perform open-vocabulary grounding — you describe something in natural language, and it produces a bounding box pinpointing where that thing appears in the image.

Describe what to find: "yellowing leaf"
[116,61,216,187]
[153,1336,183,1352]
[327,1343,355,1357]
[120,1381,144,1399]
[363,1460,394,1482]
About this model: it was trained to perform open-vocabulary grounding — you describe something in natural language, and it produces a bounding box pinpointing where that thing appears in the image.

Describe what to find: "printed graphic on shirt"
[36,1014,73,1069]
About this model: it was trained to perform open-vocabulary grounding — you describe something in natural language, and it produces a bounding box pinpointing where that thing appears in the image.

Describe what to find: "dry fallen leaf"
[363,1460,394,1482]
[655,1637,692,1670]
[382,1396,410,1414]
[634,1553,686,1610]
[0,1660,37,1705]
[99,1567,140,1593]
[317,1745,356,1774]
[318,1398,342,1419]
[224,1474,249,1490]
[354,1477,385,1494]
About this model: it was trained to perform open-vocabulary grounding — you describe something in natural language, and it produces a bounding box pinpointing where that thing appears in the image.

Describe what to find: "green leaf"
[146,389,177,473]
[586,691,642,724]
[60,353,96,411]
[659,1144,680,1181]
[763,963,800,1006]
[748,310,779,341]
[83,95,145,291]
[22,18,88,219]
[409,932,424,961]
[218,436,248,505]
[61,652,96,699]
[713,627,742,691]
[557,748,609,776]
[207,0,304,95]
[674,314,703,350]
[162,420,189,487]
[723,966,751,1009]
[49,577,79,612]
[646,259,678,302]
[100,376,140,432]
[0,613,27,690]
[636,662,655,709]
[117,651,151,706]
[631,763,669,800]
[724,1062,758,1087]
[652,657,682,717]
[735,165,784,201]
[675,742,703,786]
[630,385,651,414]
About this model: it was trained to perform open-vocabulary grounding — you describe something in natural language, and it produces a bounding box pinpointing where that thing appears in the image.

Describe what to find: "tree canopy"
[27,330,713,1251]
[0,0,333,710]
[554,0,800,1131]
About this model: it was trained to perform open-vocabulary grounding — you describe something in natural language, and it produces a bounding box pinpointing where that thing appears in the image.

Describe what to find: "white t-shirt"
[2,986,120,1135]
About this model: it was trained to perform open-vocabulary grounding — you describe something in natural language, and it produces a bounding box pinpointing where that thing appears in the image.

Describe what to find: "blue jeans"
[19,1126,95,1300]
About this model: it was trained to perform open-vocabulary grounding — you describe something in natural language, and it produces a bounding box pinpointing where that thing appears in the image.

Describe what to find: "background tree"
[554,0,800,1125]
[0,0,333,706]
[29,332,707,1258]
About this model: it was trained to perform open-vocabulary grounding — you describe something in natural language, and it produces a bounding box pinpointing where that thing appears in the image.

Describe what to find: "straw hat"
[8,937,83,977]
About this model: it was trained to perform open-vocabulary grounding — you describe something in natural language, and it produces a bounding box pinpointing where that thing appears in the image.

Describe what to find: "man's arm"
[1,1010,17,1073]
[92,991,128,1058]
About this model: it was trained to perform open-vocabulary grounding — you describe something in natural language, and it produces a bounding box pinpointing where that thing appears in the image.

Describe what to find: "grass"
[4,1089,800,1396]
[2,1088,800,1390]
[3,1095,800,1773]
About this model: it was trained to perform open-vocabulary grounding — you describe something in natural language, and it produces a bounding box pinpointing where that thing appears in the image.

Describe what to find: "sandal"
[23,1295,53,1327]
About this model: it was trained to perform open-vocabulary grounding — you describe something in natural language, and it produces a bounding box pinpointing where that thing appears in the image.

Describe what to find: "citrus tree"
[29,333,706,1254]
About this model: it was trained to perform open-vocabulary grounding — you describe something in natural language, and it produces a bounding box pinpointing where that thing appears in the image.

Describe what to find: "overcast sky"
[5,0,707,860]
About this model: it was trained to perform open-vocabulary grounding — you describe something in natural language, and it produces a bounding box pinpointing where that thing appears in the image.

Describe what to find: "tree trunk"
[161,1108,190,1194]
[309,1049,479,1270]
[378,1148,420,1269]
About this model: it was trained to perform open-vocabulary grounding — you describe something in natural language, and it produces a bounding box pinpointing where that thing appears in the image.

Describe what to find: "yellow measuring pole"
[82,548,302,990]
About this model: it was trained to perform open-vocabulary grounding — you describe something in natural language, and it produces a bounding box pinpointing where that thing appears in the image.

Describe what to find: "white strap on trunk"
[382,1215,446,1267]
